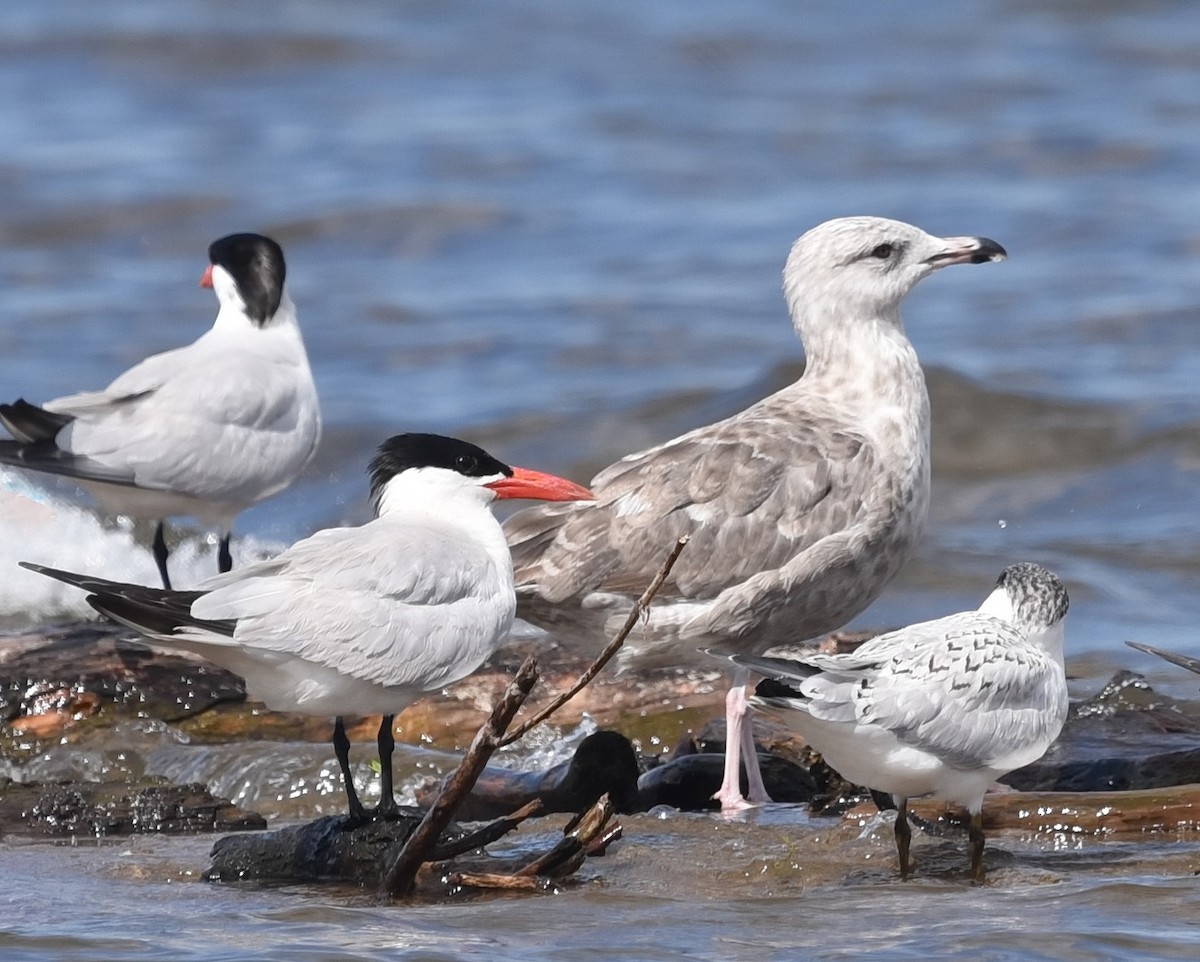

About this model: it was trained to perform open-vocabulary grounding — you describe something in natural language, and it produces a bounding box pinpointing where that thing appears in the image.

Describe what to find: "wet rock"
[848,783,1200,840]
[414,730,641,820]
[1007,671,1200,792]
[208,812,420,884]
[0,777,265,837]
[0,625,245,759]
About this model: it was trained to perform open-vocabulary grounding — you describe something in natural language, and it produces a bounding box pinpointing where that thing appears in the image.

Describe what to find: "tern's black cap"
[368,433,512,505]
[208,233,286,326]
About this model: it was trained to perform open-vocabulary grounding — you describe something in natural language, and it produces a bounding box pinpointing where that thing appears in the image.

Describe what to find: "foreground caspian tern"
[0,233,321,589]
[736,562,1069,884]
[504,216,1007,810]
[23,432,594,821]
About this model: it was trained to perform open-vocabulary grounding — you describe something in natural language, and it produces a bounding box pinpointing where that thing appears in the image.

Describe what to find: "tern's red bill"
[486,466,593,502]
[200,265,214,289]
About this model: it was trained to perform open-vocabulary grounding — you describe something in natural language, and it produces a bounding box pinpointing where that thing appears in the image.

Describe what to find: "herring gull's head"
[782,216,1006,337]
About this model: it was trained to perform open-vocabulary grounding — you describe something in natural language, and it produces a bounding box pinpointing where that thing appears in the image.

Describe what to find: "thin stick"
[430,799,544,861]
[379,656,540,899]
[499,535,689,748]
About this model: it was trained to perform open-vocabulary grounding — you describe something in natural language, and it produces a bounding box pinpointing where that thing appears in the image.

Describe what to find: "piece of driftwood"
[379,656,541,898]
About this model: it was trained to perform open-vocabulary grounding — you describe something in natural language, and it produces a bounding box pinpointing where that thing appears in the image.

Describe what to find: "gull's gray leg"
[152,521,172,590]
[969,809,986,885]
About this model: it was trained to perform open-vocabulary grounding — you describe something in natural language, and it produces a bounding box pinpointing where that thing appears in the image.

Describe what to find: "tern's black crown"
[208,233,286,327]
[369,433,512,505]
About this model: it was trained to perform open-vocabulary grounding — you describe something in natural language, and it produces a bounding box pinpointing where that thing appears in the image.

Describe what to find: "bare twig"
[379,656,540,899]
[499,535,689,747]
[515,793,616,878]
[430,799,544,861]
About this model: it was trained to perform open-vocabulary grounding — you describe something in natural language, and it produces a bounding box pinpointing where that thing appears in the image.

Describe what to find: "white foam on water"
[0,468,284,627]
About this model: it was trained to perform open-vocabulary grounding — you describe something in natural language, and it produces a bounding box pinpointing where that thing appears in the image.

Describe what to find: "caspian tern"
[0,233,321,590]
[23,432,593,821]
[504,216,1007,810]
[736,562,1070,884]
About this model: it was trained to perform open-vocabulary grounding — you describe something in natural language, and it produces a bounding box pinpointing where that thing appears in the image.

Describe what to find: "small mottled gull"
[0,234,320,589]
[23,434,593,822]
[736,562,1070,884]
[505,216,1006,810]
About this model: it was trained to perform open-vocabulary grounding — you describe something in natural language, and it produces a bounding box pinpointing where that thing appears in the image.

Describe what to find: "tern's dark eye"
[455,454,478,473]
[869,243,895,260]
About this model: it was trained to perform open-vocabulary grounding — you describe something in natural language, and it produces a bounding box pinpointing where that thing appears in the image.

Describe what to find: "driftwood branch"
[499,535,689,748]
[514,792,615,878]
[429,799,543,861]
[379,656,540,899]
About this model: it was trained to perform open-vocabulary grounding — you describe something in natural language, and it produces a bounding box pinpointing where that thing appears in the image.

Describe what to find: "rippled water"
[4,0,1200,958]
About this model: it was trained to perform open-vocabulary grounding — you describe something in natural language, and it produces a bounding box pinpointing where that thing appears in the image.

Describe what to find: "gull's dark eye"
[870,243,894,260]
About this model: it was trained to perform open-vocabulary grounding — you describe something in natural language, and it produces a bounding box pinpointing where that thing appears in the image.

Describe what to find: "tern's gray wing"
[830,614,1069,771]
[506,405,879,605]
[45,340,319,501]
[185,520,512,691]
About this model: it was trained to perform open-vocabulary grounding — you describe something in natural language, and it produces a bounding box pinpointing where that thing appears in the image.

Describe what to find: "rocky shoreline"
[3,622,1200,886]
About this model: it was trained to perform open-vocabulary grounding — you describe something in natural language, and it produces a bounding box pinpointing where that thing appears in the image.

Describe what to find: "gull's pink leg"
[714,669,771,811]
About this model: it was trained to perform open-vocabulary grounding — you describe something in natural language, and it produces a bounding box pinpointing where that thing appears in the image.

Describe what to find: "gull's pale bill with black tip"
[736,562,1070,883]
[22,433,592,822]
[0,233,320,589]
[504,216,1006,810]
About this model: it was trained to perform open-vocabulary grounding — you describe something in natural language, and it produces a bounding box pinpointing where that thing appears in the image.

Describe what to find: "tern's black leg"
[333,716,368,824]
[968,809,986,885]
[375,714,399,818]
[152,521,172,590]
[217,532,233,574]
[894,795,913,880]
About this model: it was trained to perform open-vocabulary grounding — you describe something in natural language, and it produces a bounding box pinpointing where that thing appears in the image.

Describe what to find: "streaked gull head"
[782,216,1006,342]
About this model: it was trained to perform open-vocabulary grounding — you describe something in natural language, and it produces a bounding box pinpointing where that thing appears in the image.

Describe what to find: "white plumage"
[0,233,320,588]
[737,562,1070,883]
[24,433,593,821]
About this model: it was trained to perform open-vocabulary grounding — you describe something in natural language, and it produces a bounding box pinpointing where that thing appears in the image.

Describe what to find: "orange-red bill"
[486,466,593,502]
[200,264,214,289]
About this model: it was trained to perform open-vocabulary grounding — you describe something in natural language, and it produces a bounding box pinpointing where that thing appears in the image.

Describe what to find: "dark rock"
[0,777,265,837]
[636,750,818,810]
[414,730,641,820]
[208,813,421,884]
[1007,671,1200,792]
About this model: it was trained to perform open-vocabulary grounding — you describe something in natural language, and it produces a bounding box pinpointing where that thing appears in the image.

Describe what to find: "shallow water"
[4,0,1200,958]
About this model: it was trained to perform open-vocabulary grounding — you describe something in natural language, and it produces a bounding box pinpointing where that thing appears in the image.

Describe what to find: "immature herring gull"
[504,216,1007,809]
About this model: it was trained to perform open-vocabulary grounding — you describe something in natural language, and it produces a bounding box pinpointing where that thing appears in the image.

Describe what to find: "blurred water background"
[3,1,1200,960]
